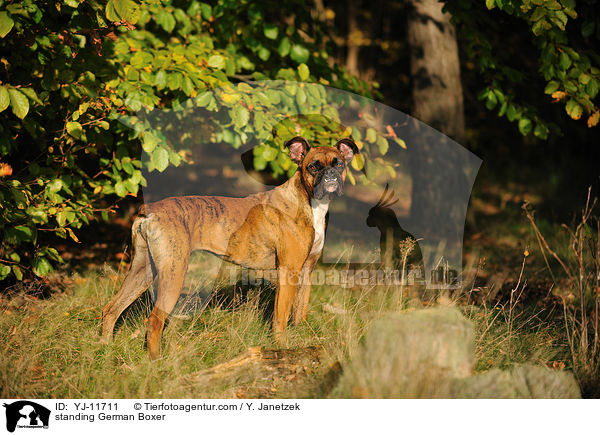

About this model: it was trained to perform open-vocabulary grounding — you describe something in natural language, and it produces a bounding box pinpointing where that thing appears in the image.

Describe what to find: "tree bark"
[407,0,465,142]
[405,0,473,281]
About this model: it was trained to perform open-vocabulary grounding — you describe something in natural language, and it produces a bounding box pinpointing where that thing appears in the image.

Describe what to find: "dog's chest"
[310,198,329,256]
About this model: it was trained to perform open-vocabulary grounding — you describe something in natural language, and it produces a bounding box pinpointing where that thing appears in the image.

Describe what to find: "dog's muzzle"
[314,169,343,199]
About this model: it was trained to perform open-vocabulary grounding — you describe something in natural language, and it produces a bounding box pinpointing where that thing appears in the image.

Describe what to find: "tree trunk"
[345,0,360,77]
[407,0,465,142]
[405,0,475,283]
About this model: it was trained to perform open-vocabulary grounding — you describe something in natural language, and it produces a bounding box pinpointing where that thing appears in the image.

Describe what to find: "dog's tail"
[130,213,156,283]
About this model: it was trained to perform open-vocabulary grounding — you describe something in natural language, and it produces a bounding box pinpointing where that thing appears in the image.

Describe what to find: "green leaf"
[113,0,141,24]
[485,91,497,109]
[565,99,583,120]
[42,247,62,262]
[153,147,169,172]
[290,45,310,64]
[115,181,127,197]
[26,207,48,224]
[64,0,80,8]
[11,265,23,281]
[13,225,36,243]
[182,75,194,96]
[264,24,278,40]
[533,123,549,139]
[8,88,29,119]
[20,88,43,105]
[262,146,278,161]
[298,64,310,81]
[559,52,571,70]
[208,55,225,69]
[518,118,532,135]
[295,87,306,105]
[258,47,270,61]
[231,105,250,128]
[530,7,545,22]
[156,10,176,32]
[393,137,406,149]
[143,132,160,153]
[586,79,599,99]
[167,73,182,91]
[253,154,267,170]
[376,136,389,154]
[106,0,120,21]
[0,86,9,112]
[0,11,14,38]
[532,18,548,36]
[32,256,53,277]
[66,121,83,139]
[506,104,518,121]
[366,128,377,143]
[49,179,63,193]
[195,92,212,107]
[200,3,212,20]
[0,264,10,280]
[579,73,590,85]
[278,38,291,57]
[155,70,167,89]
[544,80,560,94]
[126,68,139,81]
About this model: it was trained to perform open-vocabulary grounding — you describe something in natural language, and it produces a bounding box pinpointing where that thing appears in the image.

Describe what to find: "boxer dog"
[101,136,358,359]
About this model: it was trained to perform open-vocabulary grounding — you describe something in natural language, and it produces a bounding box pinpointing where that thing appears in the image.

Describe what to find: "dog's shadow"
[208,273,277,322]
[112,267,277,341]
[172,263,277,324]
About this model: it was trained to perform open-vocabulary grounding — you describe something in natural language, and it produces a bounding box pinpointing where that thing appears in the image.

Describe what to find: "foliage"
[0,0,384,282]
[444,0,600,139]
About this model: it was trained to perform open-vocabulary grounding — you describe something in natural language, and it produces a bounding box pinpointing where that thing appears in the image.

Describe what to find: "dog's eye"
[332,158,344,168]
[307,161,322,172]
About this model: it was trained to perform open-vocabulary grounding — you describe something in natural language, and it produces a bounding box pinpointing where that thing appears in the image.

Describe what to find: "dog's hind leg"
[101,220,154,343]
[145,235,190,360]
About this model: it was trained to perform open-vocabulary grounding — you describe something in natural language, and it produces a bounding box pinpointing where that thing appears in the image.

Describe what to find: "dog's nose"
[323,169,339,182]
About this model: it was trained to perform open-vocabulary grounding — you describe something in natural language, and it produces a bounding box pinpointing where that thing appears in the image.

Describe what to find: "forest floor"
[1,174,598,399]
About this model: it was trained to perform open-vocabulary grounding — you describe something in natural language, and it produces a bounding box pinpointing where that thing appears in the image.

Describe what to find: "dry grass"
[524,189,600,397]
[0,246,586,398]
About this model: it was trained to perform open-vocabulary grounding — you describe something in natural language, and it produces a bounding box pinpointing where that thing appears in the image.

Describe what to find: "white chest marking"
[310,198,330,256]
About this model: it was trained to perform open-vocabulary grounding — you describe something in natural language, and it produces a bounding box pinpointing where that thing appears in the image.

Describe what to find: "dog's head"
[285,136,358,201]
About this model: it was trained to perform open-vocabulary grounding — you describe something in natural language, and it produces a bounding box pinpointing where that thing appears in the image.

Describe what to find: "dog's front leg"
[273,263,301,343]
[292,254,319,325]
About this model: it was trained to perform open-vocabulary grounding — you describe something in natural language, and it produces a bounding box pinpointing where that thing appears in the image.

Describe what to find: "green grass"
[0,259,582,399]
[0,263,400,399]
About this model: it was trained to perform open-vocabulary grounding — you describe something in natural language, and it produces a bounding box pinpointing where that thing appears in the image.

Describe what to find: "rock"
[330,307,474,398]
[446,365,581,399]
[330,307,581,398]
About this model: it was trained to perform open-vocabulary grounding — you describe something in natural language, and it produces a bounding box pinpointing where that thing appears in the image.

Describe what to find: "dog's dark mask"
[308,157,345,200]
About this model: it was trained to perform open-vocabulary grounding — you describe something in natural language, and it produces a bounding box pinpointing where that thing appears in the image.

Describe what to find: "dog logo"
[3,401,50,432]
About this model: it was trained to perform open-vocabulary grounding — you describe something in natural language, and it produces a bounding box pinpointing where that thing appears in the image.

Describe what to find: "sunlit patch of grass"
[0,256,582,398]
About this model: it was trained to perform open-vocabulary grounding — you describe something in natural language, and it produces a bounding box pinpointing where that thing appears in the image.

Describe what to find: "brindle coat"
[101,137,357,359]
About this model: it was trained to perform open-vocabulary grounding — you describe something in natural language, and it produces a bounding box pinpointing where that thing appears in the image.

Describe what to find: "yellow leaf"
[67,228,80,243]
[587,110,599,128]
[351,153,364,171]
[220,93,240,104]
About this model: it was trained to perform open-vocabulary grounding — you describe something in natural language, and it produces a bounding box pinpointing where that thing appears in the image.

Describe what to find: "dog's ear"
[284,136,311,165]
[336,138,358,163]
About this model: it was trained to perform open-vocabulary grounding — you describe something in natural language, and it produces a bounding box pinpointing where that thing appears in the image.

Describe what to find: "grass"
[0,261,402,399]
[0,255,583,398]
[3,184,598,399]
